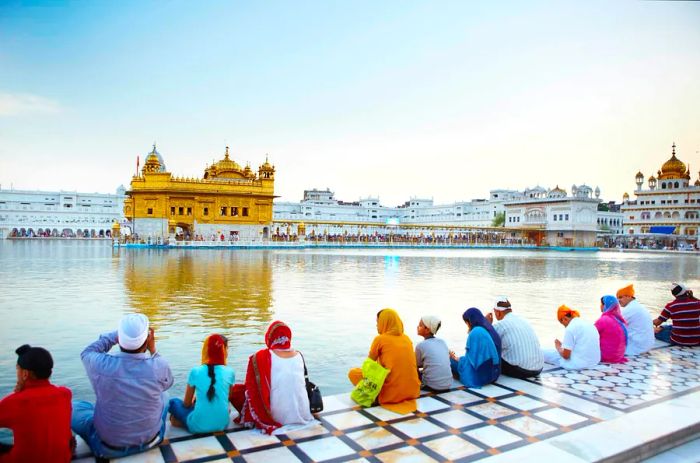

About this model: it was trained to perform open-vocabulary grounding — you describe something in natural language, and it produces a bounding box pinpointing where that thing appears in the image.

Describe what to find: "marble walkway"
[73,341,700,463]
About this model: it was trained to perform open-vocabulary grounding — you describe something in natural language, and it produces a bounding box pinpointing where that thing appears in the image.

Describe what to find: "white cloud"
[0,92,60,116]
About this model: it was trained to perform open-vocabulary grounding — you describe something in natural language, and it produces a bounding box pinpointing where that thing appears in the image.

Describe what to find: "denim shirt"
[81,331,174,447]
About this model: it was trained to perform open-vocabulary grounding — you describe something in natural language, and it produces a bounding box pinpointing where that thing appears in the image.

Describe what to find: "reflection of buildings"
[124,145,275,240]
[622,143,700,244]
[121,249,274,328]
[0,186,126,239]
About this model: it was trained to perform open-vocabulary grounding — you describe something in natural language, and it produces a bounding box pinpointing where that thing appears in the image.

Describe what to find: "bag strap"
[299,351,309,381]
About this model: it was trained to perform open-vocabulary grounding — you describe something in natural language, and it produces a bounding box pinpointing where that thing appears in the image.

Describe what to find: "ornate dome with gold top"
[658,143,690,180]
[204,146,247,180]
[142,143,167,173]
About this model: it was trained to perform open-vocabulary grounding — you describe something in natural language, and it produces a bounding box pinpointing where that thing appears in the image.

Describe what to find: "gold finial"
[224,146,230,159]
[672,142,676,156]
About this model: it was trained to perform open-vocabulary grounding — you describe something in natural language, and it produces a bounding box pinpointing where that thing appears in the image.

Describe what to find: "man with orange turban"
[542,305,600,369]
[616,284,654,355]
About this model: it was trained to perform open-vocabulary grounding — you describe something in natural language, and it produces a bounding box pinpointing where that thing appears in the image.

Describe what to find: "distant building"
[124,145,276,240]
[621,143,700,244]
[503,184,620,247]
[274,184,621,246]
[0,186,126,238]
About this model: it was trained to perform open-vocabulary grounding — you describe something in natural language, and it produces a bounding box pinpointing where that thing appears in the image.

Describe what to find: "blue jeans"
[655,325,673,344]
[168,398,193,428]
[71,399,168,459]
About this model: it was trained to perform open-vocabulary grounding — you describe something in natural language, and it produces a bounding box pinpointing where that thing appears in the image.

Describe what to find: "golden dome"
[142,144,166,173]
[204,146,247,180]
[623,192,629,199]
[659,143,687,179]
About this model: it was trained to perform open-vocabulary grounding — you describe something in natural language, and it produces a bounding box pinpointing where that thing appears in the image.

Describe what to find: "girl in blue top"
[169,334,235,433]
[449,308,501,388]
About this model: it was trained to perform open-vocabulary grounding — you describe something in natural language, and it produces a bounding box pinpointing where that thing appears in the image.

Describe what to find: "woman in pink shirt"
[595,295,628,363]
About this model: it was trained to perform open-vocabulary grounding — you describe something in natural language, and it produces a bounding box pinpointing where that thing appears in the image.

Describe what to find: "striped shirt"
[493,312,544,371]
[658,295,700,346]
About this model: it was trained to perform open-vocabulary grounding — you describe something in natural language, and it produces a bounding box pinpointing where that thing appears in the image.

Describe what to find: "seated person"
[653,282,700,346]
[348,308,421,414]
[543,305,600,369]
[487,297,543,379]
[415,315,452,392]
[232,321,315,434]
[169,334,235,433]
[0,345,73,463]
[595,295,628,363]
[71,314,174,459]
[617,284,654,356]
[450,308,501,388]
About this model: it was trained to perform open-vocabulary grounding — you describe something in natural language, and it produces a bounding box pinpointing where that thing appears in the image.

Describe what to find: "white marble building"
[0,186,126,238]
[621,143,700,244]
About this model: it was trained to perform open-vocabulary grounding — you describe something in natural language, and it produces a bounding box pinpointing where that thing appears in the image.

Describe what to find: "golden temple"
[124,145,276,240]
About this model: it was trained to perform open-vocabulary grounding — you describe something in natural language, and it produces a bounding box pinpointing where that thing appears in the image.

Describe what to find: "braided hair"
[207,364,216,401]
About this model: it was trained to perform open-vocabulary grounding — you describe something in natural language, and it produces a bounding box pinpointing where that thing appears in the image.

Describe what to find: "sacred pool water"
[0,240,698,400]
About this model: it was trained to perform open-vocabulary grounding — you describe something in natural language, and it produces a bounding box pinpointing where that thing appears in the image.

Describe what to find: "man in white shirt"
[617,284,655,356]
[542,305,600,370]
[487,297,543,378]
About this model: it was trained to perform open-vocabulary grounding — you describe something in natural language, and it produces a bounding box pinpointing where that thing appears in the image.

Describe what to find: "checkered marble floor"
[72,343,700,463]
[531,345,700,411]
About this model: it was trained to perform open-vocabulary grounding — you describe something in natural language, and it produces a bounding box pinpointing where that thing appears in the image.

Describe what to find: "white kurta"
[270,353,314,428]
[621,299,655,356]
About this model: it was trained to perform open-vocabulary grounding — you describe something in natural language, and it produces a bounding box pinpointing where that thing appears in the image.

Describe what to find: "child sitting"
[415,315,453,392]
[169,334,235,433]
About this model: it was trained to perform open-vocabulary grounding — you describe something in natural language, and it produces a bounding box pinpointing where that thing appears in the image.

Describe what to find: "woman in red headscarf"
[169,334,235,433]
[231,321,314,434]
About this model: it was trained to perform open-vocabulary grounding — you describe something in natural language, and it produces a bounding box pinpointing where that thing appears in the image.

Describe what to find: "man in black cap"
[0,345,73,463]
[653,282,700,346]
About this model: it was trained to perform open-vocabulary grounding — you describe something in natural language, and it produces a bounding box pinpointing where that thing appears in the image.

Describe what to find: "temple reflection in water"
[121,248,274,331]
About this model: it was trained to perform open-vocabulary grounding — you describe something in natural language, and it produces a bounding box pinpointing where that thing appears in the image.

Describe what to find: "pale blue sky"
[1,1,699,205]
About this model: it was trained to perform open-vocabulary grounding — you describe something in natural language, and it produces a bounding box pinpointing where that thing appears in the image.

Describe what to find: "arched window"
[662,183,667,189]
[675,182,680,188]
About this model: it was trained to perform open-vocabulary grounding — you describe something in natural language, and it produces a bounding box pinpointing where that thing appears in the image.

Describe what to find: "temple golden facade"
[124,145,276,240]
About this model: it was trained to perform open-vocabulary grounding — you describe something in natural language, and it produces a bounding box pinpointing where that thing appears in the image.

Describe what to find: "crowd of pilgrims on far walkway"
[1,282,699,462]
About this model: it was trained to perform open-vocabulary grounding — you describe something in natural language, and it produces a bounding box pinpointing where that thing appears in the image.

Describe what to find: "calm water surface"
[1,240,698,400]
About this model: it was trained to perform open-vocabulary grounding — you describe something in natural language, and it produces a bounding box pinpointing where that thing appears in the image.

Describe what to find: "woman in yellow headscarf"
[348,308,420,413]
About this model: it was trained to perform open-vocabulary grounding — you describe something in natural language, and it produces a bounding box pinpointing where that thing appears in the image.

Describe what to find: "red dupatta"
[232,321,292,434]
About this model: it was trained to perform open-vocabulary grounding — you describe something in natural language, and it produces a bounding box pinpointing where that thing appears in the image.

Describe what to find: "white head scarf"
[420,315,441,335]
[118,313,149,350]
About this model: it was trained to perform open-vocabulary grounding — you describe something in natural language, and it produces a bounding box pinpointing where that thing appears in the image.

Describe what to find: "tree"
[492,211,506,227]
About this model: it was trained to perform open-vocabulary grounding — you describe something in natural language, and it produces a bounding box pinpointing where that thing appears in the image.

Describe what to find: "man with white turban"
[71,313,173,459]
[415,315,453,392]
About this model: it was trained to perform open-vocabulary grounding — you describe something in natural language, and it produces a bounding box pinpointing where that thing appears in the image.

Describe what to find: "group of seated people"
[1,282,698,461]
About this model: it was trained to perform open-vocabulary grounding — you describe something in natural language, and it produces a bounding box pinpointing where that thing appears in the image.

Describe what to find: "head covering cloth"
[462,308,502,356]
[16,344,53,379]
[201,334,228,366]
[557,305,580,321]
[118,313,149,350]
[616,284,635,299]
[420,315,441,335]
[493,296,511,312]
[601,295,628,344]
[233,320,294,434]
[377,308,404,336]
[672,282,689,297]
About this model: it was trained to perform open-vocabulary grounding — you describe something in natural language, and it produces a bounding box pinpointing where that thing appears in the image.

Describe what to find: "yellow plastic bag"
[351,358,391,407]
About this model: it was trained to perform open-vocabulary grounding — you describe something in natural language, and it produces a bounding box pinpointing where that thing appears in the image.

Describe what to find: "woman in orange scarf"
[348,308,420,414]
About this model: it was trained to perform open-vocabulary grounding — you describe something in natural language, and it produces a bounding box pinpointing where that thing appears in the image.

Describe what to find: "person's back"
[0,345,72,463]
[415,337,452,391]
[661,293,700,346]
[183,364,234,433]
[493,311,543,376]
[595,315,626,363]
[621,299,654,355]
[373,333,420,404]
[269,352,313,425]
[82,334,173,446]
[564,317,601,369]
